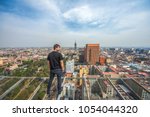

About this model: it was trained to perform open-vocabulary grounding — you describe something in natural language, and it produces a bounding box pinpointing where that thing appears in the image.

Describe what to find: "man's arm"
[60,60,64,72]
[47,54,51,71]
[48,61,51,71]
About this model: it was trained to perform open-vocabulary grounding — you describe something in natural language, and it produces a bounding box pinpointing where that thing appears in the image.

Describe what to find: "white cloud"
[62,5,113,26]
[114,11,150,30]
[63,5,96,23]
[62,0,150,32]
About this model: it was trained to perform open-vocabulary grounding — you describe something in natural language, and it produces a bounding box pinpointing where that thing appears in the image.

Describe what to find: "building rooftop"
[86,44,100,47]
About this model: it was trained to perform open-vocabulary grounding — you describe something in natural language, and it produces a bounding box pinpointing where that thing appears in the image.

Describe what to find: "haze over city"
[0,0,150,47]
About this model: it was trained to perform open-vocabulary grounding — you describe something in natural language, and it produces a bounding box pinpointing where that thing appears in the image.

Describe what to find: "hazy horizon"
[0,43,150,49]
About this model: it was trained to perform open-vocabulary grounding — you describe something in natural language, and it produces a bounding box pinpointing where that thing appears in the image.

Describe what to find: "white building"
[66,59,74,73]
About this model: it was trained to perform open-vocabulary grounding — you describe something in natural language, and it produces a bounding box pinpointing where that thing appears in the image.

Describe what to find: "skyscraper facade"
[84,44,100,65]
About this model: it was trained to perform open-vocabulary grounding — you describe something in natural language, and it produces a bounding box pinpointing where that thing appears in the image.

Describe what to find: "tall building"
[123,78,150,100]
[79,66,89,85]
[74,41,77,51]
[84,44,100,65]
[64,83,76,100]
[98,79,114,98]
[79,49,84,63]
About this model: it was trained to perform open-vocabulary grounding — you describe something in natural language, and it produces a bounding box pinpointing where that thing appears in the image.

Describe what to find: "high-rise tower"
[84,44,100,65]
[74,41,77,51]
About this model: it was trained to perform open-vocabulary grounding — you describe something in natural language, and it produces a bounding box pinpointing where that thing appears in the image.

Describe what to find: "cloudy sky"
[0,0,150,47]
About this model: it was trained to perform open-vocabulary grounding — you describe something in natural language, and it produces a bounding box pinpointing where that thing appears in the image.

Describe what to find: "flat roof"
[86,44,100,47]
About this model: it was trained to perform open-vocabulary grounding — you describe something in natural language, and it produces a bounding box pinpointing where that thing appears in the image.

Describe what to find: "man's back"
[47,51,63,70]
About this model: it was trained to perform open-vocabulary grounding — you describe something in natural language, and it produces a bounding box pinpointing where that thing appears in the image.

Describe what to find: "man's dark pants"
[47,69,63,97]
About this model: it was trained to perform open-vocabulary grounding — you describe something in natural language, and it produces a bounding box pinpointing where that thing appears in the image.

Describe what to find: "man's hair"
[53,44,60,50]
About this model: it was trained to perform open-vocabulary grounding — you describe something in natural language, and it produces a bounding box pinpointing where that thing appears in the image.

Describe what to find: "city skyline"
[0,0,150,47]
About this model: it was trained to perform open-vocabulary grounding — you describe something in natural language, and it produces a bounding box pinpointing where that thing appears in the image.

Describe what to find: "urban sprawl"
[0,43,150,100]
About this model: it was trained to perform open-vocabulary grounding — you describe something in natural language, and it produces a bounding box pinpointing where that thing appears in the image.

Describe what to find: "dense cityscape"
[0,42,150,100]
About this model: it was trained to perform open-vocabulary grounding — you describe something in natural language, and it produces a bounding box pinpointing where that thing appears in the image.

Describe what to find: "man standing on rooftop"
[47,44,65,99]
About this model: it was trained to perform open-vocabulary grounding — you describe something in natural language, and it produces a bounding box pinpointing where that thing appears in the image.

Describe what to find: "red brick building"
[99,56,106,65]
[84,44,100,65]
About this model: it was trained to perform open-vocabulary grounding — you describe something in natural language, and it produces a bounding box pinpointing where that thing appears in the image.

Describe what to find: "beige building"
[0,58,3,66]
[106,58,113,64]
